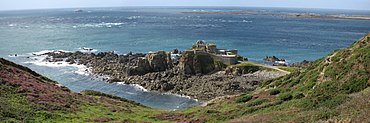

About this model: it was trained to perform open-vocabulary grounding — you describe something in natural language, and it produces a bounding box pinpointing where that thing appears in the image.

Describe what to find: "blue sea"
[1,7,370,109]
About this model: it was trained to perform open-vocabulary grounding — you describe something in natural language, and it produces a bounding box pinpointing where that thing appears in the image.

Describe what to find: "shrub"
[235,94,252,103]
[341,74,369,94]
[214,60,227,69]
[278,92,293,101]
[292,92,305,99]
[247,99,268,107]
[206,110,220,114]
[295,98,316,109]
[311,110,339,121]
[269,89,281,95]
[319,95,348,108]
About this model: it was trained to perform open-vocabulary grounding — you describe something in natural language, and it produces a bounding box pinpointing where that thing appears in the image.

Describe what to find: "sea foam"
[116,82,148,92]
[25,50,91,76]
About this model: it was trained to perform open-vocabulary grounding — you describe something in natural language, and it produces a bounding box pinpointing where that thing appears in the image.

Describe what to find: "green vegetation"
[214,60,228,69]
[269,88,281,95]
[0,82,34,122]
[277,92,293,101]
[292,91,305,99]
[246,99,268,107]
[228,62,263,73]
[235,94,253,103]
[226,51,243,60]
[277,66,299,73]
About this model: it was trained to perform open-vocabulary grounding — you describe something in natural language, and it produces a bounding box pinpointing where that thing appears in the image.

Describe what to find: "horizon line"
[1,5,370,12]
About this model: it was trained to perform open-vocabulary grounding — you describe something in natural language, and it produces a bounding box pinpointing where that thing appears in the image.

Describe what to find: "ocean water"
[1,7,370,109]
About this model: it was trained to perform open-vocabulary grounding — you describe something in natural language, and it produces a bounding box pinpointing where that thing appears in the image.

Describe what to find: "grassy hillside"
[0,58,168,122]
[160,33,370,122]
[0,33,369,123]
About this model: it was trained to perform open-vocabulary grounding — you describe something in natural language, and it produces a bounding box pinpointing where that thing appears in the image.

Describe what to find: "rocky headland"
[39,41,288,100]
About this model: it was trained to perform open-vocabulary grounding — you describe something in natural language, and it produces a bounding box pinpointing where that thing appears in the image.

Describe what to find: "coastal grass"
[277,66,299,73]
[228,61,266,73]
[0,83,34,122]
[0,80,169,122]
[38,103,169,123]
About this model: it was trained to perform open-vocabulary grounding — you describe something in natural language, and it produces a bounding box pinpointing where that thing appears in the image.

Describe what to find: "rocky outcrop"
[179,51,216,75]
[146,51,172,72]
[42,51,287,100]
[264,56,285,62]
[289,60,312,67]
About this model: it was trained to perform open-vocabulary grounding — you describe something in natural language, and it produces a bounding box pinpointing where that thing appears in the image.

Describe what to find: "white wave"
[25,50,91,76]
[78,47,98,53]
[30,50,55,56]
[8,24,17,27]
[116,82,198,101]
[74,22,125,28]
[74,65,91,76]
[7,54,24,57]
[26,58,91,76]
[117,82,149,92]
[126,92,135,95]
[28,50,73,56]
[163,92,196,101]
[242,20,253,23]
[127,16,141,20]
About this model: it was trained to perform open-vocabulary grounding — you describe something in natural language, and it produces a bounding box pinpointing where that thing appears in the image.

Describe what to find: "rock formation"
[41,50,286,100]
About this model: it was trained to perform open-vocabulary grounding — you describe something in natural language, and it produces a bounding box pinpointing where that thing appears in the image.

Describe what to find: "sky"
[0,0,370,11]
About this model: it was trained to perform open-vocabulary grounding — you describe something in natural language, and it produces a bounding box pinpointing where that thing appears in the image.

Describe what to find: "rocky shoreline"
[39,50,287,100]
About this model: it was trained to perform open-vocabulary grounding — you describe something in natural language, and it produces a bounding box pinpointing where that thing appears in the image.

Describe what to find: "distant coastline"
[181,10,370,20]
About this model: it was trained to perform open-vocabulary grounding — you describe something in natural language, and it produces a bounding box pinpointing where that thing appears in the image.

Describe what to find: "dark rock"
[146,51,170,72]
[290,60,312,67]
[172,49,179,54]
[179,51,215,75]
[264,56,285,62]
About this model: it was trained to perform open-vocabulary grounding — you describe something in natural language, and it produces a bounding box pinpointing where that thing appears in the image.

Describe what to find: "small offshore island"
[38,40,290,100]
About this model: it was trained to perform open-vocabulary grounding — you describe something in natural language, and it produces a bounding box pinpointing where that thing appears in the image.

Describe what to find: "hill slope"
[0,58,168,122]
[159,33,370,122]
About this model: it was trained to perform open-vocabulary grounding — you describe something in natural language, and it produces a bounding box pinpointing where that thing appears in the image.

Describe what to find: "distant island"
[182,10,370,20]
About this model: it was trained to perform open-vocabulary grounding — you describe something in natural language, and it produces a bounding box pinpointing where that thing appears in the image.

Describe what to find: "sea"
[1,7,370,109]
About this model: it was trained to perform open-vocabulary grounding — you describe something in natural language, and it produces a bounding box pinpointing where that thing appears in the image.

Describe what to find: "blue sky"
[1,0,370,11]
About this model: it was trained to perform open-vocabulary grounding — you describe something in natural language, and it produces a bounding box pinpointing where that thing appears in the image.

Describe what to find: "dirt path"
[255,64,291,75]
[318,52,338,82]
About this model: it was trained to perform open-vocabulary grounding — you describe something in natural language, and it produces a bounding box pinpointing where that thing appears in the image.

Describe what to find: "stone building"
[190,40,240,65]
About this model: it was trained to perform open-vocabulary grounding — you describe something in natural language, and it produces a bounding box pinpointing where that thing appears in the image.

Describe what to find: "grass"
[278,92,293,101]
[0,83,34,122]
[228,62,266,74]
[269,88,281,95]
[0,82,169,122]
[277,66,299,73]
[235,94,253,103]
